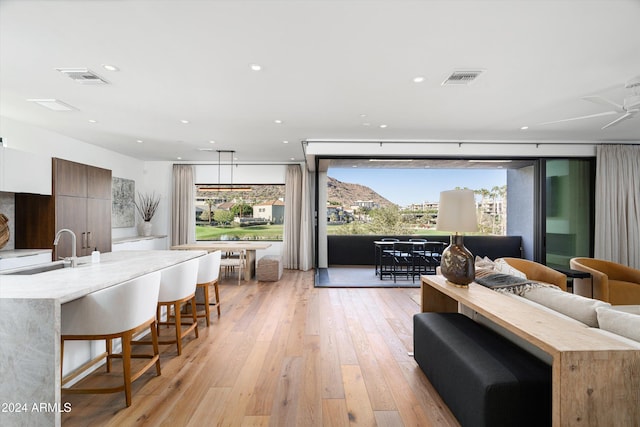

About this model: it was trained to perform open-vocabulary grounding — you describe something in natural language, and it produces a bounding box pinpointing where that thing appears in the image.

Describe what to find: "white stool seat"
[196,251,222,326]
[155,257,200,355]
[61,271,162,407]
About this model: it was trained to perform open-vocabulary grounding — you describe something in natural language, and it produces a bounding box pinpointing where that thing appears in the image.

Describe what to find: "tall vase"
[440,234,475,286]
[139,221,152,237]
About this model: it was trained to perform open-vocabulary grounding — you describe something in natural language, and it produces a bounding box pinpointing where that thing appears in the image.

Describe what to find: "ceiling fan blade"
[540,110,618,125]
[601,112,635,129]
[582,95,625,113]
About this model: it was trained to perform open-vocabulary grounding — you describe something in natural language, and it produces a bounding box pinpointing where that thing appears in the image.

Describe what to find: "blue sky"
[328,168,507,206]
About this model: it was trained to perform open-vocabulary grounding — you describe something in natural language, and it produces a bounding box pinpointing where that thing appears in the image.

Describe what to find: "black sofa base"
[413,313,551,427]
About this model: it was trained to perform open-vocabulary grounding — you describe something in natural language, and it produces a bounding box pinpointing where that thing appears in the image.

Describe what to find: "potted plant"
[134,192,160,236]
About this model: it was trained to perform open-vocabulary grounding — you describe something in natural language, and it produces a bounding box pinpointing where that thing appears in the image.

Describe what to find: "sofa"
[472,257,640,346]
[415,270,640,426]
[570,257,640,305]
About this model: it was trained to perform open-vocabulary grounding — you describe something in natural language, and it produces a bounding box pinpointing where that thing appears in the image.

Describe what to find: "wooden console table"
[420,275,640,427]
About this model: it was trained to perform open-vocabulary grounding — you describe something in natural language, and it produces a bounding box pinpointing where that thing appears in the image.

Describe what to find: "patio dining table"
[373,240,445,280]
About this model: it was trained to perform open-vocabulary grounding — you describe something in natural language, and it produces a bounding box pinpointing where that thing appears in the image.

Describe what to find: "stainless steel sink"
[2,262,67,275]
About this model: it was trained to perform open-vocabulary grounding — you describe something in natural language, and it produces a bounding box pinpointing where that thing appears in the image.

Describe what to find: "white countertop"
[0,248,51,259]
[0,249,205,303]
[112,235,167,244]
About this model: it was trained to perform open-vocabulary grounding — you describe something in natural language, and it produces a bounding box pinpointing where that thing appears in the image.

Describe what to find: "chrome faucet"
[53,228,77,268]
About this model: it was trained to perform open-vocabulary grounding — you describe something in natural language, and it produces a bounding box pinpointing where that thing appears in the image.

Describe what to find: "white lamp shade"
[435,189,478,232]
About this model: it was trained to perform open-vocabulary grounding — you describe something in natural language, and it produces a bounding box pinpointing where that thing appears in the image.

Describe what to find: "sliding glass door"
[543,159,595,268]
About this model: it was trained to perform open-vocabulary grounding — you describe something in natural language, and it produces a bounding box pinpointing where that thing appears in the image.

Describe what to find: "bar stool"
[156,257,200,355]
[196,250,222,326]
[61,271,162,407]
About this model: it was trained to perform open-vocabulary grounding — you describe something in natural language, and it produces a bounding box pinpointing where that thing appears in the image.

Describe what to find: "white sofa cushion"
[596,306,640,343]
[522,286,611,327]
[504,293,587,327]
[494,258,527,279]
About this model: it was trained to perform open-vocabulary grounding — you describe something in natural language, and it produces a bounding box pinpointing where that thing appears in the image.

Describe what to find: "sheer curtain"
[594,145,640,268]
[171,164,195,246]
[284,164,313,270]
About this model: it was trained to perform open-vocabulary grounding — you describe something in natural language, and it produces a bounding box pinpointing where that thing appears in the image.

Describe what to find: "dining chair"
[61,271,162,407]
[220,249,245,285]
[392,241,417,283]
[378,238,399,279]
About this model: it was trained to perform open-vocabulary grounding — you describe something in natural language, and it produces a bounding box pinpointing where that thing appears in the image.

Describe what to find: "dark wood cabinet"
[15,158,112,258]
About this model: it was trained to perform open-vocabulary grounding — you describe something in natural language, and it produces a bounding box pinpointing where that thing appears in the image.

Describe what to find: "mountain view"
[327,176,395,208]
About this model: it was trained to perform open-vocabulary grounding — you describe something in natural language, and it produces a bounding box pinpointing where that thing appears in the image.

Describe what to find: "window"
[195,184,285,241]
[326,165,508,236]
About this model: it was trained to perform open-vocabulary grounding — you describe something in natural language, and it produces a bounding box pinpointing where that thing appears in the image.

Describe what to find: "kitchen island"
[0,250,205,427]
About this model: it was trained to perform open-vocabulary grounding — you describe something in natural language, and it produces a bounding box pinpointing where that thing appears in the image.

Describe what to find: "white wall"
[1,117,145,240]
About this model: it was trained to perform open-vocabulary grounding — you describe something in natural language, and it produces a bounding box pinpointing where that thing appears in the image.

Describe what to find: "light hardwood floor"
[61,270,459,426]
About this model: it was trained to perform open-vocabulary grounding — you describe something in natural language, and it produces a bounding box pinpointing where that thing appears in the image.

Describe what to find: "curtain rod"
[174,162,300,166]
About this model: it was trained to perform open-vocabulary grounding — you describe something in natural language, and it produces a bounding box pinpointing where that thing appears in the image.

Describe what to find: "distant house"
[217,201,236,211]
[354,200,378,209]
[253,200,285,224]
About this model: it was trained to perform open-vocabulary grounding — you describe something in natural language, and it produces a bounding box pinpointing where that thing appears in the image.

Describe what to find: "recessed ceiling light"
[177,157,182,160]
[26,98,76,111]
[379,124,388,128]
[282,140,289,144]
[180,119,190,124]
[102,64,119,72]
[209,140,216,144]
[250,64,262,71]
[290,157,295,161]
[234,157,238,161]
[520,126,529,130]
[137,139,143,143]
[274,119,283,124]
[360,114,367,118]
[413,76,425,83]
[88,119,97,123]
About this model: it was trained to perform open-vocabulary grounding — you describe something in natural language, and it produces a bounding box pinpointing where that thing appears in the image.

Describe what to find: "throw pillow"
[596,307,640,343]
[494,258,527,279]
[522,286,611,327]
[475,256,495,270]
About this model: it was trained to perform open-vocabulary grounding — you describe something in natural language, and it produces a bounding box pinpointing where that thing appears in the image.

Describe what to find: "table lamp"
[436,189,478,286]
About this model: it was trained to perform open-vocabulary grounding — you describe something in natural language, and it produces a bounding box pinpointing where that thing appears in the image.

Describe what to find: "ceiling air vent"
[55,68,109,85]
[442,70,484,86]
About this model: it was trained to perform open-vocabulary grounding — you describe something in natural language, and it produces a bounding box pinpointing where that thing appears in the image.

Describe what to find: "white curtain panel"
[283,164,314,270]
[284,165,302,269]
[299,168,314,271]
[171,164,195,246]
[595,145,640,268]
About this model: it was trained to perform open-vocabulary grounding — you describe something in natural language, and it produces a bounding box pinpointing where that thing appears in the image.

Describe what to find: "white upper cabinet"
[0,147,52,195]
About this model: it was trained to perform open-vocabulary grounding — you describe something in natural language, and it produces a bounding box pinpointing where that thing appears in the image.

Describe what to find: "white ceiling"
[1,0,639,164]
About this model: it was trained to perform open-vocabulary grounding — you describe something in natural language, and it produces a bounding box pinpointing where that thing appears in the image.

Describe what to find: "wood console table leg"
[420,280,458,313]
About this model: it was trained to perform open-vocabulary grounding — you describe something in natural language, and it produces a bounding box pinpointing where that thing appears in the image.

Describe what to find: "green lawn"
[196,224,283,240]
